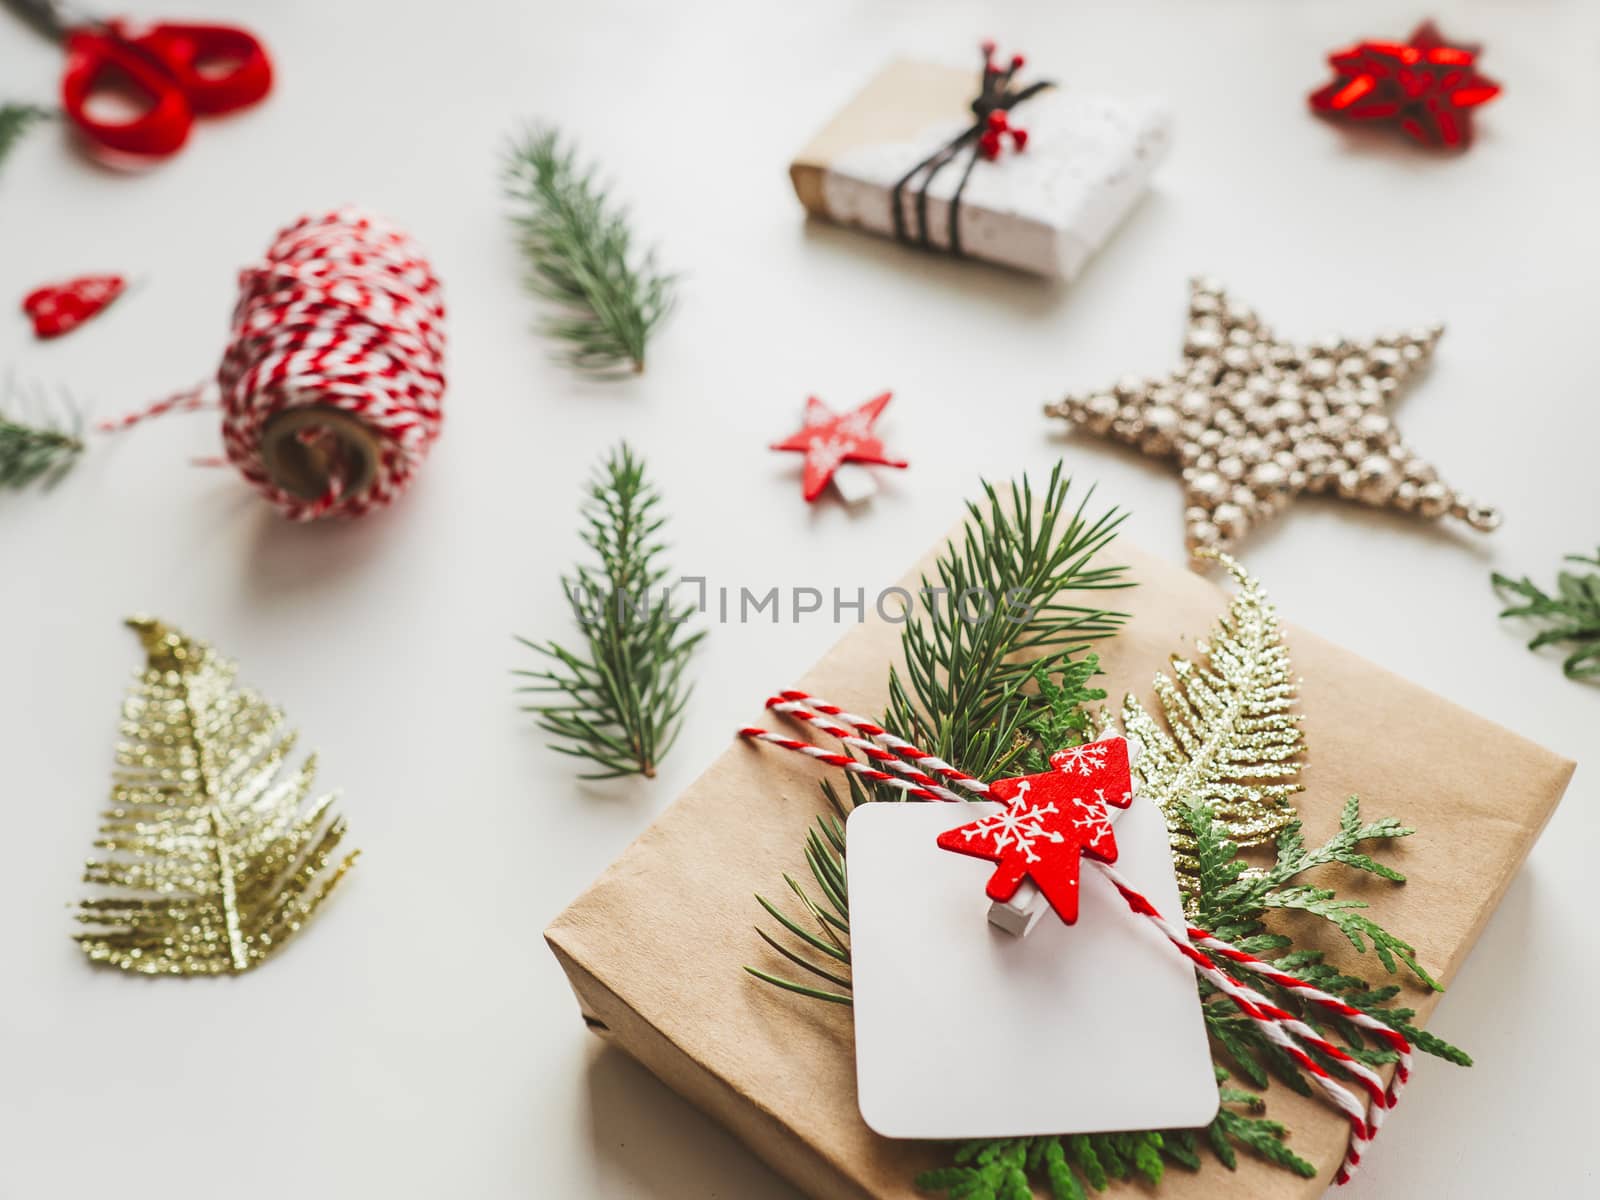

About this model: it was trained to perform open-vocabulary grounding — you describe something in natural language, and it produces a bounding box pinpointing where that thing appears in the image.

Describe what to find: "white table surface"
[2,2,1595,1197]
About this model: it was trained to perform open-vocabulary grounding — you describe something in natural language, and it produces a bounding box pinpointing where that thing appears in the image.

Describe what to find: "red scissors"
[9,0,272,161]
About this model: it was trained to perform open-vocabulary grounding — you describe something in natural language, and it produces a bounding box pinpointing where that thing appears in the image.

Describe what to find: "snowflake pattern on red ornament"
[1050,740,1109,777]
[937,736,1134,924]
[770,392,909,502]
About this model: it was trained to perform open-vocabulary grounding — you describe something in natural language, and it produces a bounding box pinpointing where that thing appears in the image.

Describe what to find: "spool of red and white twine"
[100,208,446,520]
[739,691,1413,1186]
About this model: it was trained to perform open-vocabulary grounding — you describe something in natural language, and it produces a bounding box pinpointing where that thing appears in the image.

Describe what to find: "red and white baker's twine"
[740,691,1413,1186]
[99,208,446,520]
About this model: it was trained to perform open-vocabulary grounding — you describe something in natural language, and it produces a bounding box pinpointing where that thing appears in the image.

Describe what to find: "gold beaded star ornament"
[1045,278,1499,562]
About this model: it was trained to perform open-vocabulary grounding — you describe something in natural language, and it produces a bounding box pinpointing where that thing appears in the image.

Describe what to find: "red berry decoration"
[971,56,1033,162]
[22,274,127,339]
[978,100,1029,160]
[1309,20,1501,149]
[937,737,1135,925]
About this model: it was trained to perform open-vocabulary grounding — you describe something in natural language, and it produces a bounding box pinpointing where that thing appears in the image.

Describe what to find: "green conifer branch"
[503,125,675,377]
[0,378,84,489]
[516,442,701,778]
[0,103,50,175]
[1493,550,1600,680]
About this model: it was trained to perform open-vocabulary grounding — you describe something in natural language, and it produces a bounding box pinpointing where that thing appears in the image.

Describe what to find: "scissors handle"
[138,23,273,115]
[62,27,193,158]
[59,20,273,160]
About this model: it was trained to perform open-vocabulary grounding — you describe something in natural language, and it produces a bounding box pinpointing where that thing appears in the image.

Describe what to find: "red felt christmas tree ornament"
[936,736,1135,924]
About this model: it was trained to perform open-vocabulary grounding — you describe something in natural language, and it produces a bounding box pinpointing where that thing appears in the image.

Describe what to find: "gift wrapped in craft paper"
[790,58,1171,278]
[546,543,1572,1199]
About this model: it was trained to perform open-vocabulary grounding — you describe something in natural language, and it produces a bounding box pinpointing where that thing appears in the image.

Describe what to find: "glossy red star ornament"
[771,391,908,503]
[937,737,1134,925]
[1309,20,1500,149]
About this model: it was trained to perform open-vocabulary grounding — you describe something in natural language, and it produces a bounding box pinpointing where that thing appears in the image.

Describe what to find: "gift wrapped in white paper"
[792,61,1170,278]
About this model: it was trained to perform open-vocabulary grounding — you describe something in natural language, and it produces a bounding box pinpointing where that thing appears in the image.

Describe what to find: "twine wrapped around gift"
[888,41,1052,256]
[739,690,1411,1186]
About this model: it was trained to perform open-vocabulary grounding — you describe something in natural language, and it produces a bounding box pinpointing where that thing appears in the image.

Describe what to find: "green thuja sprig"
[0,103,50,175]
[1493,551,1600,681]
[1,378,83,490]
[516,442,702,779]
[503,125,675,377]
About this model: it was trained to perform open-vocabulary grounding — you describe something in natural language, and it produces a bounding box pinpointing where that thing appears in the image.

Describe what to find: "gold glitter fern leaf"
[1121,554,1303,896]
[75,618,359,975]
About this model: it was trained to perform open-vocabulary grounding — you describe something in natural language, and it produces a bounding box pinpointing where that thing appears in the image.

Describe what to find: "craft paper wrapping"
[790,60,1171,278]
[546,542,1573,1200]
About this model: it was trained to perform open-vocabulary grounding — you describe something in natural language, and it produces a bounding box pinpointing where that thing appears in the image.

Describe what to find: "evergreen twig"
[752,465,1130,998]
[1493,551,1600,681]
[0,377,84,490]
[0,103,50,174]
[503,125,675,377]
[516,442,702,779]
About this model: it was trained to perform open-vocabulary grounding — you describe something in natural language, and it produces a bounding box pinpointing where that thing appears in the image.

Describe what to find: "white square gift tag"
[845,794,1219,1140]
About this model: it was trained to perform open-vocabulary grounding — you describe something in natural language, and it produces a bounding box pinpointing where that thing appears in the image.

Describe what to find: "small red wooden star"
[937,737,1134,925]
[1309,20,1500,149]
[771,392,908,502]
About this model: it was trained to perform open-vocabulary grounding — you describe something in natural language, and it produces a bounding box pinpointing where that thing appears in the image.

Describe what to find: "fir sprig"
[1493,551,1600,681]
[0,103,50,174]
[886,470,1128,787]
[0,378,84,489]
[749,466,1129,1003]
[503,125,675,377]
[516,443,702,779]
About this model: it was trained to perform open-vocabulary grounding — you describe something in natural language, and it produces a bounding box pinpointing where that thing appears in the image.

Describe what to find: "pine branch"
[503,125,675,377]
[0,103,50,174]
[516,442,701,779]
[1493,550,1600,681]
[886,468,1129,786]
[751,467,1129,996]
[0,377,84,489]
